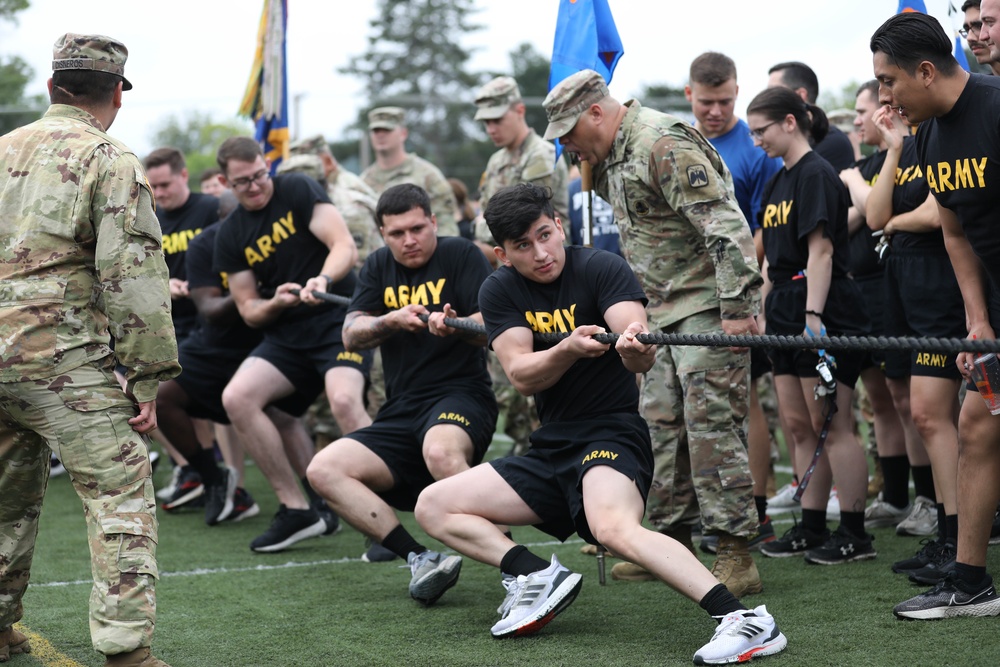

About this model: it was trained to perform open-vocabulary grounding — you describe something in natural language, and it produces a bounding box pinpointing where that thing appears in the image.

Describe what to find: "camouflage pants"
[489,352,534,454]
[642,311,758,537]
[0,360,157,655]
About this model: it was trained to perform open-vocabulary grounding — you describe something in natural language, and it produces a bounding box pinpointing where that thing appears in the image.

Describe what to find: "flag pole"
[580,162,594,247]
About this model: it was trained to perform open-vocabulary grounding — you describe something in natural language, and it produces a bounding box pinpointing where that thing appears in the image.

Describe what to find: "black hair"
[50,70,120,106]
[484,183,555,246]
[962,1,981,12]
[768,61,820,103]
[374,183,432,227]
[746,87,830,146]
[870,13,959,76]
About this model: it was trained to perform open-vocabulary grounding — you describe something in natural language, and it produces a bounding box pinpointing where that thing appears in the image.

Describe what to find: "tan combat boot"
[579,544,612,557]
[711,533,763,597]
[0,626,31,662]
[610,524,697,581]
[104,647,171,667]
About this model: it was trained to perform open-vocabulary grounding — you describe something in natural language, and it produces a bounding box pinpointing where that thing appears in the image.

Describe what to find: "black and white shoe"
[894,574,1000,620]
[250,505,326,553]
[908,541,956,585]
[227,488,260,522]
[312,498,341,536]
[160,466,205,511]
[759,520,828,558]
[892,538,944,574]
[804,526,876,565]
[204,465,238,526]
[490,555,582,638]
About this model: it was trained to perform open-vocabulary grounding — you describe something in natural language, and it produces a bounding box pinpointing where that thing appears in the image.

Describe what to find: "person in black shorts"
[213,137,372,553]
[746,87,874,566]
[306,184,498,605]
[415,184,787,663]
[840,80,945,542]
[872,10,1000,619]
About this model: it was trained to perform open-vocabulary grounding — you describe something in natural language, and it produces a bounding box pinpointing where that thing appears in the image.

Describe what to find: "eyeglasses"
[749,121,779,140]
[960,21,983,38]
[230,168,270,191]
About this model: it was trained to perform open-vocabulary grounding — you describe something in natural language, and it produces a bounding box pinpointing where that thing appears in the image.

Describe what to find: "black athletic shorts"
[489,412,653,546]
[174,343,246,424]
[885,249,966,379]
[350,387,498,511]
[750,346,772,381]
[249,339,373,416]
[854,274,897,375]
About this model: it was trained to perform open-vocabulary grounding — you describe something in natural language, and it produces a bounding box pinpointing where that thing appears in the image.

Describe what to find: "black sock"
[500,545,551,577]
[699,583,747,620]
[879,455,910,509]
[945,514,958,546]
[840,511,865,539]
[754,495,768,524]
[954,562,989,590]
[381,524,425,560]
[301,477,323,506]
[801,508,827,534]
[936,504,947,542]
[188,448,222,486]
[910,465,935,502]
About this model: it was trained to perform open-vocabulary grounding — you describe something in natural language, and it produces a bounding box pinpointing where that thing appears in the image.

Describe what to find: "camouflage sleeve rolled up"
[94,155,180,402]
[650,129,762,320]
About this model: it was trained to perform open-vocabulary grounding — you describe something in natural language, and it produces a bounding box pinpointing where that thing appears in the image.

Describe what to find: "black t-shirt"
[213,173,354,347]
[349,236,493,400]
[815,126,856,172]
[849,151,884,280]
[916,73,1000,291]
[761,151,852,283]
[184,223,262,355]
[479,246,648,425]
[157,192,219,333]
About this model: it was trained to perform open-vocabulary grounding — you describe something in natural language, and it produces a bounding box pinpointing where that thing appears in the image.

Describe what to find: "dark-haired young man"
[871,9,1000,620]
[307,183,497,605]
[415,183,786,663]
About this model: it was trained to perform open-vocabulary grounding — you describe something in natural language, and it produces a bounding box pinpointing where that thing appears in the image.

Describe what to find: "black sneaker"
[908,541,956,585]
[204,466,238,526]
[161,466,205,511]
[312,498,341,536]
[759,520,829,558]
[361,538,399,563]
[894,574,1000,620]
[804,526,877,565]
[892,538,944,574]
[227,488,260,522]
[250,505,326,553]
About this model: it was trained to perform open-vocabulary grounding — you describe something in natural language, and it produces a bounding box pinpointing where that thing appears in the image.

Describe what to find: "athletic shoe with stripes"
[160,466,204,511]
[249,505,326,553]
[407,550,462,606]
[894,574,1000,620]
[693,605,788,665]
[490,555,583,638]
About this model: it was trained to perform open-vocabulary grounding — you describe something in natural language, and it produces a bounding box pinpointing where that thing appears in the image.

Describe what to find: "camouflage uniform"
[544,72,762,539]
[0,34,179,657]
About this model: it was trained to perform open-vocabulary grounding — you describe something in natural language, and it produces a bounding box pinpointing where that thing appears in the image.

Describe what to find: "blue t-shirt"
[707,118,783,233]
[567,177,621,256]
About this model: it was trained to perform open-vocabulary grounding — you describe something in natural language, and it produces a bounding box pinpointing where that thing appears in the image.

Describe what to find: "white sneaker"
[693,604,788,665]
[896,495,937,537]
[407,551,462,606]
[766,482,800,515]
[490,555,583,638]
[864,492,911,529]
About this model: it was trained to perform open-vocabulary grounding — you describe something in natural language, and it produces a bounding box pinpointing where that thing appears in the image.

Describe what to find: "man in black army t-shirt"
[213,137,371,553]
[872,11,1000,620]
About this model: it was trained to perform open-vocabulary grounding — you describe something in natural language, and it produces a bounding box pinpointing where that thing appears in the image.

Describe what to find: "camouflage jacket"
[594,101,762,329]
[361,153,459,236]
[328,167,383,266]
[480,129,569,218]
[0,104,180,401]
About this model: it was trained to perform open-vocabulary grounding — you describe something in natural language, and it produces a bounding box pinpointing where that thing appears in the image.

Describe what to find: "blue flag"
[896,0,927,12]
[238,0,289,173]
[954,34,972,71]
[549,0,624,92]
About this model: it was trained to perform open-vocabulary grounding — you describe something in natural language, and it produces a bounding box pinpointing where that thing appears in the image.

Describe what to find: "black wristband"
[805,309,823,318]
[321,274,334,291]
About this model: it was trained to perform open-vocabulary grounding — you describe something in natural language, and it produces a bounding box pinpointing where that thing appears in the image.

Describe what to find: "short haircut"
[870,13,959,76]
[49,70,119,106]
[199,167,223,183]
[856,79,880,101]
[484,183,555,246]
[144,147,186,174]
[690,52,737,88]
[374,183,432,227]
[962,1,981,11]
[747,86,830,146]
[768,61,820,103]
[216,137,263,172]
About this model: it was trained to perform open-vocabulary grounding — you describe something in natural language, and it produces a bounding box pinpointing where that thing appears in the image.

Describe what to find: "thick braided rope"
[304,290,1000,354]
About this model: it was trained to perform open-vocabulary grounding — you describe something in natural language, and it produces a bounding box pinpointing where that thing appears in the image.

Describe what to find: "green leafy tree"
[503,42,550,137]
[0,0,45,135]
[634,83,690,114]
[149,112,253,189]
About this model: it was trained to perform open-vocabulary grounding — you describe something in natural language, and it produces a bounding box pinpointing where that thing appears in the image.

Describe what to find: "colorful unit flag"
[239,0,289,172]
[549,0,624,91]
[896,0,928,13]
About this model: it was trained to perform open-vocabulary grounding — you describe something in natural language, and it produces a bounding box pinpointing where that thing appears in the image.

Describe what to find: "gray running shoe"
[407,550,462,606]
[894,575,1000,620]
[896,495,937,537]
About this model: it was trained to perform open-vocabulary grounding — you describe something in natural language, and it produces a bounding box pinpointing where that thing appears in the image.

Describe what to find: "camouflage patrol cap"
[542,69,609,140]
[474,76,522,121]
[368,107,405,130]
[52,33,133,91]
[289,134,330,157]
[276,154,325,182]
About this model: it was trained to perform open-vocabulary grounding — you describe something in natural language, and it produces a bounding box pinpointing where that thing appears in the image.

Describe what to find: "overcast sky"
[2,0,963,157]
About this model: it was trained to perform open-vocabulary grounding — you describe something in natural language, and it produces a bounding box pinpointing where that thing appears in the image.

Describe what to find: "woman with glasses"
[746,87,874,566]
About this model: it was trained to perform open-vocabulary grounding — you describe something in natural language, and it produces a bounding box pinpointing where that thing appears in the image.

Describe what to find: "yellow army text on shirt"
[361,153,459,236]
[0,104,180,401]
[594,100,761,329]
[480,128,569,219]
